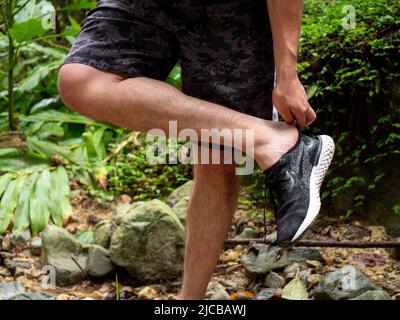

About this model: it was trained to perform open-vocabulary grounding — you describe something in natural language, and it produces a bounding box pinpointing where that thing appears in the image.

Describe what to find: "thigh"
[63,0,179,80]
[179,0,275,120]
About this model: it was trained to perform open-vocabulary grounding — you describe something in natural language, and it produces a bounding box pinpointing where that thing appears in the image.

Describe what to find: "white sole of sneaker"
[291,135,335,242]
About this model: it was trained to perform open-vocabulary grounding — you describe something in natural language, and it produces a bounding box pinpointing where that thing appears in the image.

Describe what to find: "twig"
[103,132,139,163]
[224,238,400,248]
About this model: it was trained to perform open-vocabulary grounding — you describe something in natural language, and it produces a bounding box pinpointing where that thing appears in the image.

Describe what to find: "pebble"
[1,234,11,251]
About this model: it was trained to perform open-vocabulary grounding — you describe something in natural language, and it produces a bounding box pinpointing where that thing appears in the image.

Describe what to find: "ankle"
[254,123,298,171]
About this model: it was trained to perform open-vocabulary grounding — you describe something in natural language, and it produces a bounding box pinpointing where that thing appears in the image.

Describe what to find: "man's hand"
[267,0,316,128]
[273,73,316,128]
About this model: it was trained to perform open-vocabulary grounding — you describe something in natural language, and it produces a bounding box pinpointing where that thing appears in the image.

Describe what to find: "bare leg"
[179,155,239,300]
[58,64,298,170]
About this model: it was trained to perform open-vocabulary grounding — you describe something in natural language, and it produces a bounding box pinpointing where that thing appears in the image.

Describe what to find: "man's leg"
[179,160,238,300]
[58,64,298,171]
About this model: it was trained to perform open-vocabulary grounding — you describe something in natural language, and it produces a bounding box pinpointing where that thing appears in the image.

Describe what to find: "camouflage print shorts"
[63,0,275,120]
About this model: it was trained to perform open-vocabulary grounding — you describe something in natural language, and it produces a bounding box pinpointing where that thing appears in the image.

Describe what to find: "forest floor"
[1,188,400,300]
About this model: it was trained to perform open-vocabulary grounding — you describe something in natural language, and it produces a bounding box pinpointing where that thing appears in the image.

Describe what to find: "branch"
[224,238,400,248]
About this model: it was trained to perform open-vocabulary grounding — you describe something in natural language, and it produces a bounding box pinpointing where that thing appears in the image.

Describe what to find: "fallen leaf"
[138,286,158,300]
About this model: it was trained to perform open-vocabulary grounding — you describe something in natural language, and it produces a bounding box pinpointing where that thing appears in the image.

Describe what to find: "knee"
[58,64,109,117]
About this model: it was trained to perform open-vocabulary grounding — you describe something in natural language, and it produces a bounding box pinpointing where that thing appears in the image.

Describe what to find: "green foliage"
[298,0,400,214]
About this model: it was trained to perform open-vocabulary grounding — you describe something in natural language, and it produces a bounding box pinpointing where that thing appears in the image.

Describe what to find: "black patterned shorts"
[63,0,275,120]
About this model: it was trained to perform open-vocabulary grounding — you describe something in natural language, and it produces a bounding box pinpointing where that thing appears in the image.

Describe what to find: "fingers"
[279,107,295,125]
[305,105,317,126]
[292,106,307,129]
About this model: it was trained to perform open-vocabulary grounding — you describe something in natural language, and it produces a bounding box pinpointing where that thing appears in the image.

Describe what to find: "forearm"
[267,0,303,80]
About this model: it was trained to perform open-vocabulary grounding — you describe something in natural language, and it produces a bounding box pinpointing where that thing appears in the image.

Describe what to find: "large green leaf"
[21,110,109,127]
[0,151,49,173]
[28,136,76,163]
[50,166,72,226]
[13,172,38,232]
[36,122,65,139]
[0,173,15,197]
[16,61,60,92]
[9,18,47,43]
[0,175,26,234]
[29,169,52,234]
[60,0,97,11]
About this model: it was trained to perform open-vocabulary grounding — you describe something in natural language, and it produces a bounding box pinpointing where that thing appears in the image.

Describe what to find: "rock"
[93,220,116,249]
[166,180,193,206]
[205,281,227,299]
[30,237,42,256]
[9,292,56,300]
[3,259,32,273]
[241,245,323,278]
[41,225,89,286]
[306,274,322,287]
[113,202,146,225]
[284,263,301,280]
[1,233,11,251]
[313,265,380,300]
[256,288,278,300]
[235,227,259,239]
[86,245,114,278]
[0,280,25,300]
[209,288,231,300]
[353,290,391,300]
[265,272,285,288]
[109,199,185,283]
[171,196,189,223]
[0,252,15,260]
[10,230,31,247]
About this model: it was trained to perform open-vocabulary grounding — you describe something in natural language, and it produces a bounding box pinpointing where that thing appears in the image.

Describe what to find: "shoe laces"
[263,174,278,243]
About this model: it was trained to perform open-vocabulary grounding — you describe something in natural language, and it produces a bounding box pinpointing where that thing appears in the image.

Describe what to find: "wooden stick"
[224,238,400,248]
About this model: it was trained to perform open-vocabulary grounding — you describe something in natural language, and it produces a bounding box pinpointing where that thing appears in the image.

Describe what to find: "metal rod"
[224,238,400,248]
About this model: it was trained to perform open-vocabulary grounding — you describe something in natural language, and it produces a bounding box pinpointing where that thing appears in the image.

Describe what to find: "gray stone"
[113,202,146,225]
[41,225,89,287]
[353,290,391,300]
[93,220,116,249]
[265,272,286,288]
[3,259,32,273]
[9,292,56,300]
[235,227,259,239]
[110,199,185,283]
[0,280,25,300]
[172,196,189,223]
[10,229,31,247]
[256,288,277,300]
[284,263,301,280]
[30,237,42,256]
[166,180,193,206]
[241,244,323,278]
[209,288,231,300]
[86,245,114,278]
[314,265,380,300]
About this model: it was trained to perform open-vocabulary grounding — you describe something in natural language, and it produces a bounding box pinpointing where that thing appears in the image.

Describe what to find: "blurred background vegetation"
[0,0,399,235]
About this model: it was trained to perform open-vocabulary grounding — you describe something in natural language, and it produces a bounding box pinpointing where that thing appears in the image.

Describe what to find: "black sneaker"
[263,133,335,244]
